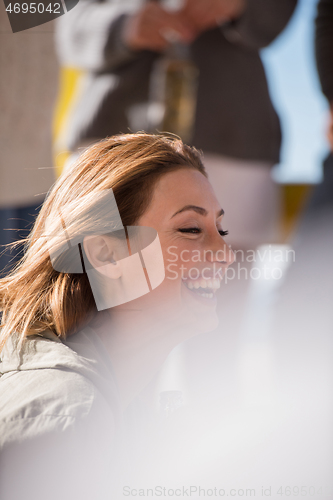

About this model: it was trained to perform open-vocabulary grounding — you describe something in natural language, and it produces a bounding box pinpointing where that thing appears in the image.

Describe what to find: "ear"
[83,235,122,279]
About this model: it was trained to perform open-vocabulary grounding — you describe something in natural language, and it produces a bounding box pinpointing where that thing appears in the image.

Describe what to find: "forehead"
[151,168,217,207]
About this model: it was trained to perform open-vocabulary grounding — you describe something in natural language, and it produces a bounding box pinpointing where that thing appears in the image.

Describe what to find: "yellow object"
[280,183,314,241]
[52,67,84,177]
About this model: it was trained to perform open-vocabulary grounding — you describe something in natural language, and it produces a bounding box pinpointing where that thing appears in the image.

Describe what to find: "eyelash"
[178,228,229,237]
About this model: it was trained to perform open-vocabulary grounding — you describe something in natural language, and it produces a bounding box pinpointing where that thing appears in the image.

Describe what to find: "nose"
[221,239,235,267]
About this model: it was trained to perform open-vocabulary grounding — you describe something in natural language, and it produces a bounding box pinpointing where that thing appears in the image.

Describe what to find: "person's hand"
[181,0,246,33]
[123,2,196,52]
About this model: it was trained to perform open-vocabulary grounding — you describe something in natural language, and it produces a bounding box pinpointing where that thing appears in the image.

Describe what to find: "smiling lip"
[182,277,221,301]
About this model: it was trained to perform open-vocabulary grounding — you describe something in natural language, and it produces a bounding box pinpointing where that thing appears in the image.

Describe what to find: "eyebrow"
[171,205,224,219]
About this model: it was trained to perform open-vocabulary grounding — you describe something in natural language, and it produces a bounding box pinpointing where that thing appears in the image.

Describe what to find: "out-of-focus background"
[1,0,332,497]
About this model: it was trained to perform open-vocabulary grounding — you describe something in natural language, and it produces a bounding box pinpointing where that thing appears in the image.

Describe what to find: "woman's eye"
[178,227,201,234]
[178,228,229,236]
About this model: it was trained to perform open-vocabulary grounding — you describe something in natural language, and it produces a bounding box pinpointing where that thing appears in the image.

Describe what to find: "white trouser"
[203,153,281,249]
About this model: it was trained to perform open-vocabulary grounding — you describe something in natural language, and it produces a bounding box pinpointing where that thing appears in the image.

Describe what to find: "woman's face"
[130,167,235,333]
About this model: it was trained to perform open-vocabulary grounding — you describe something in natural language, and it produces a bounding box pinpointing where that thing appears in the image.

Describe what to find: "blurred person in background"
[55,0,297,250]
[0,3,56,276]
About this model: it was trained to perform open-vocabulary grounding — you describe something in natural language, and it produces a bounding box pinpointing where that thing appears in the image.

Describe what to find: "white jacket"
[0,328,123,500]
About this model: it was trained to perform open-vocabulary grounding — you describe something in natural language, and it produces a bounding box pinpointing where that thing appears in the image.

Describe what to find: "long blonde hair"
[0,133,205,351]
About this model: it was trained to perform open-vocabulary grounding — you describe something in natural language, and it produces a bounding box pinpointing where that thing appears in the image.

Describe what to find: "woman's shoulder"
[0,330,116,450]
[0,374,92,448]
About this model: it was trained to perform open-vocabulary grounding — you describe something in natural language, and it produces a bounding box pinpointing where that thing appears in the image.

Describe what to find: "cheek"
[163,246,191,286]
[163,240,197,271]
[162,241,181,279]
[163,249,202,285]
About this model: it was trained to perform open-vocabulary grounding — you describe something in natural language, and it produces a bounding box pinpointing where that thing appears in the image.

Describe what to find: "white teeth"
[184,278,221,292]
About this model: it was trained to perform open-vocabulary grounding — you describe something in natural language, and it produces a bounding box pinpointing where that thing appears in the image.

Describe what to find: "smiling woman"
[0,133,234,500]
